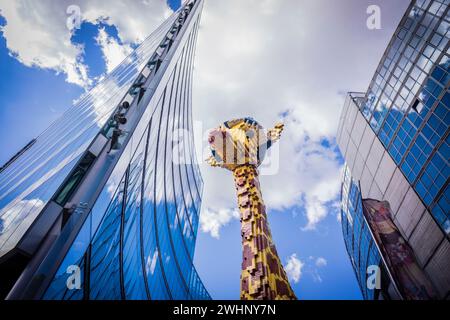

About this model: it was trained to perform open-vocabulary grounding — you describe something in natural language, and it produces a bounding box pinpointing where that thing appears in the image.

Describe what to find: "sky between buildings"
[0,0,410,299]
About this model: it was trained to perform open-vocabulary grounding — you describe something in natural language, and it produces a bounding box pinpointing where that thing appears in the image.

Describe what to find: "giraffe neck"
[233,164,296,300]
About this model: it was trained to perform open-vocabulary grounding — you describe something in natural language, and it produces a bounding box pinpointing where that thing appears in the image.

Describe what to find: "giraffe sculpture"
[207,117,296,300]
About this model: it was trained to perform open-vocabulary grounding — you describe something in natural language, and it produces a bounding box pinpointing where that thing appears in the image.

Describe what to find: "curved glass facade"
[0,7,178,257]
[1,0,209,300]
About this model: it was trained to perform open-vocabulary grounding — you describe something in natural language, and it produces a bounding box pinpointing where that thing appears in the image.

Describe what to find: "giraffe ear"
[267,122,284,144]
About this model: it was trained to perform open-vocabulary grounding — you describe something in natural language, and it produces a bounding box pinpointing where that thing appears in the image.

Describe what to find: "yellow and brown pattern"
[207,117,296,300]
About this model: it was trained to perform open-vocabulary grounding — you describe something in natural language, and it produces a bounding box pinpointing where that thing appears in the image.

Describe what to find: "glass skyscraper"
[0,0,210,300]
[337,0,449,299]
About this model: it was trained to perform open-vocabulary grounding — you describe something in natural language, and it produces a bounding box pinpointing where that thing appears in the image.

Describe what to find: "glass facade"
[341,166,388,300]
[359,0,449,235]
[338,0,449,300]
[0,7,179,257]
[0,0,210,300]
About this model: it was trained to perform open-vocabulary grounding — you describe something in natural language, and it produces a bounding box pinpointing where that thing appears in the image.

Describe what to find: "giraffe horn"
[267,122,284,142]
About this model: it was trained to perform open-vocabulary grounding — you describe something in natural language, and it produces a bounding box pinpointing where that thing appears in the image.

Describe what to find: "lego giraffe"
[207,117,296,300]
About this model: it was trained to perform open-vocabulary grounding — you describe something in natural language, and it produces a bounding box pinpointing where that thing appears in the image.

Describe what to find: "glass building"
[341,165,400,299]
[0,0,210,300]
[337,0,449,299]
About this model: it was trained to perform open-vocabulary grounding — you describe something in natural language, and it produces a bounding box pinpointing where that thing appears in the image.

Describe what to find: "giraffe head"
[207,117,284,171]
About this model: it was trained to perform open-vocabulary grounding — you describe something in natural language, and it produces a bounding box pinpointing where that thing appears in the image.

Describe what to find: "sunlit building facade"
[337,0,449,299]
[0,0,210,300]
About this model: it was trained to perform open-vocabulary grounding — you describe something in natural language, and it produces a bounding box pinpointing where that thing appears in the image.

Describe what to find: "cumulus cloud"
[199,207,239,239]
[315,257,328,268]
[0,0,402,237]
[146,250,159,275]
[192,0,399,236]
[95,27,133,73]
[0,198,45,253]
[285,253,304,284]
[299,256,328,283]
[0,198,44,235]
[82,0,172,44]
[0,1,90,87]
[0,0,171,87]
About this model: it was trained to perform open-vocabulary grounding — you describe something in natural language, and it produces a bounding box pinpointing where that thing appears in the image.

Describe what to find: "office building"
[337,0,449,299]
[0,0,210,300]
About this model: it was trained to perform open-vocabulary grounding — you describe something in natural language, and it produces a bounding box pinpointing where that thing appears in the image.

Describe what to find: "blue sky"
[0,16,81,165]
[0,0,410,300]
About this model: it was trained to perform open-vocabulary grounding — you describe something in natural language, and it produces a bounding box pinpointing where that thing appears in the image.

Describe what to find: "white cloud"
[146,250,158,275]
[82,0,172,45]
[192,0,399,236]
[0,1,90,87]
[303,256,328,282]
[315,257,328,268]
[199,207,239,239]
[0,0,403,237]
[284,253,304,284]
[0,198,45,252]
[0,198,44,235]
[0,0,171,87]
[95,28,133,73]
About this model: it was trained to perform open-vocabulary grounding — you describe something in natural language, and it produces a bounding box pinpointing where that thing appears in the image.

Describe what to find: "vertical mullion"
[119,166,130,300]
[140,122,153,300]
